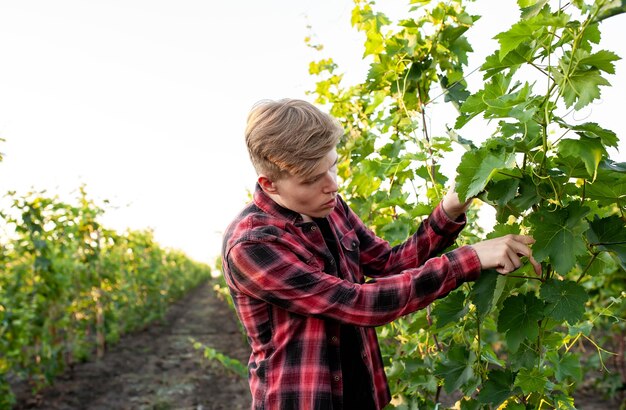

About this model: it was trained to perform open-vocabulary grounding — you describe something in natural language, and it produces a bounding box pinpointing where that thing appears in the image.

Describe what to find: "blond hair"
[245,99,343,180]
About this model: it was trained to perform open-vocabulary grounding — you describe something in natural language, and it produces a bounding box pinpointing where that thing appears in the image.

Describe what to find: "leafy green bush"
[0,188,211,407]
[307,0,625,407]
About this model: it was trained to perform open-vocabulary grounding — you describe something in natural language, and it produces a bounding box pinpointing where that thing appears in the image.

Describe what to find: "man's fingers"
[471,234,543,275]
[503,235,542,275]
[510,234,536,245]
[506,249,522,271]
[511,235,542,275]
[529,254,542,276]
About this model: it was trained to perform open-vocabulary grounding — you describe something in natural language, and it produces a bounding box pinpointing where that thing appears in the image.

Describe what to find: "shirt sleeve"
[345,199,471,279]
[225,234,481,327]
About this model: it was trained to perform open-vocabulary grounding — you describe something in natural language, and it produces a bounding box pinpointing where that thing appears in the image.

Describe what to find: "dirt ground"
[12,281,251,410]
[12,280,624,410]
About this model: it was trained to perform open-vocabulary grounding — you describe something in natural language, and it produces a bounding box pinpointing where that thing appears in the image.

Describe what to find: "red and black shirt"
[221,185,481,409]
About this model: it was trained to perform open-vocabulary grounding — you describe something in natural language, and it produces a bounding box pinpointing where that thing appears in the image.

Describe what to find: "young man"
[222,99,540,410]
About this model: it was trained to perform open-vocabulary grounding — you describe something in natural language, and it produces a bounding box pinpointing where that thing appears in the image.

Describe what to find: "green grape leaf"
[481,344,507,368]
[557,137,605,179]
[477,369,517,406]
[446,126,477,150]
[454,73,516,129]
[352,7,391,57]
[581,22,601,46]
[487,223,522,239]
[432,290,469,328]
[600,159,626,173]
[415,164,448,186]
[517,0,539,7]
[494,21,535,60]
[459,398,482,410]
[455,147,516,202]
[380,218,411,245]
[519,0,549,19]
[501,403,526,410]
[528,203,590,275]
[487,178,520,206]
[408,0,431,6]
[566,121,618,148]
[481,46,530,79]
[434,345,475,393]
[449,35,473,66]
[494,175,541,223]
[458,92,486,119]
[470,270,507,320]
[458,73,512,126]
[568,320,593,337]
[553,395,577,410]
[460,78,538,123]
[547,351,583,382]
[556,155,590,179]
[481,82,537,122]
[498,293,544,352]
[379,139,404,158]
[509,344,540,371]
[579,49,621,74]
[594,0,626,22]
[579,251,616,277]
[554,65,610,110]
[586,172,626,205]
[587,214,626,269]
[540,279,588,324]
[440,74,470,109]
[514,367,549,395]
[351,172,381,198]
[367,56,395,85]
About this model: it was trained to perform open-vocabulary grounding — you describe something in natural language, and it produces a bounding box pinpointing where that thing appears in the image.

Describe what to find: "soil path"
[13,281,252,410]
[13,280,623,409]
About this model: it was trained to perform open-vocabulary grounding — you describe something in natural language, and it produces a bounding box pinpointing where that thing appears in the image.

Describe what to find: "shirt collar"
[253,183,305,224]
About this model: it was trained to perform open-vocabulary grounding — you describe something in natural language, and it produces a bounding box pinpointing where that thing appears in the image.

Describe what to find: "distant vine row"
[0,187,212,407]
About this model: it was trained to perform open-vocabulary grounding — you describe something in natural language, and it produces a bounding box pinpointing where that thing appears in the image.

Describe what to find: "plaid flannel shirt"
[222,185,481,410]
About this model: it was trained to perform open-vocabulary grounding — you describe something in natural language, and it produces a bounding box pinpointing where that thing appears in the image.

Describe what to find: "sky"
[0,1,624,265]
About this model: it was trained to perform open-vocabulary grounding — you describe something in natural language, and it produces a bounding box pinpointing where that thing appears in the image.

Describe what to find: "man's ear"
[258,175,278,194]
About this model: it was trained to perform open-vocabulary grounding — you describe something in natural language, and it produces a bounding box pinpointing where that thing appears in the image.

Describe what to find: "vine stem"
[475,312,487,382]
[396,59,442,199]
[537,318,545,370]
[498,272,544,282]
[528,60,556,83]
[426,304,443,403]
[418,93,440,197]
[590,241,626,246]
[581,179,586,204]
[395,59,440,197]
[425,305,443,351]
[496,170,523,180]
[576,252,598,283]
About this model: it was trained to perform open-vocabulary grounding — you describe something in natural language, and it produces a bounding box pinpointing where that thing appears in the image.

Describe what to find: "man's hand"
[441,190,472,220]
[470,235,542,276]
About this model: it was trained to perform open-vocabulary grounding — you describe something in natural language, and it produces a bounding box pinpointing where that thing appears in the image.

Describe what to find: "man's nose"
[323,172,338,193]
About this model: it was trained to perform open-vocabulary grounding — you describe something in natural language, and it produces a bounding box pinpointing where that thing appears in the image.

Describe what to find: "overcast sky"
[0,1,624,264]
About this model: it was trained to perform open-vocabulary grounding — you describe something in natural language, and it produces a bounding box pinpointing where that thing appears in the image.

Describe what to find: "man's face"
[271,149,339,221]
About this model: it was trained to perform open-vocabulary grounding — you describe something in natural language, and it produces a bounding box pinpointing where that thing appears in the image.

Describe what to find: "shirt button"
[334,375,340,382]
[331,336,338,343]
[352,241,357,249]
[310,225,317,232]
[329,259,335,265]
